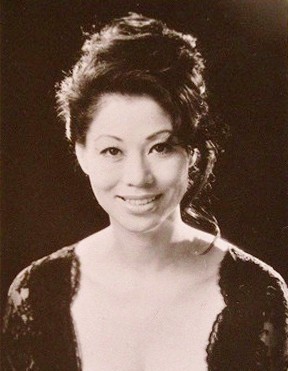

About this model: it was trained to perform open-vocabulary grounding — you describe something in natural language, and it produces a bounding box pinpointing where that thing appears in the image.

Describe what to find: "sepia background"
[2,0,287,309]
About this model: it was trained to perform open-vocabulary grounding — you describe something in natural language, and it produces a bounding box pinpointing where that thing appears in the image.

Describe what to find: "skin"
[76,93,193,237]
[73,93,227,370]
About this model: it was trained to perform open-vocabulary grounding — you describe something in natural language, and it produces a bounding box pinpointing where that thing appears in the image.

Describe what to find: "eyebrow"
[94,130,173,142]
[146,130,173,140]
[94,135,123,142]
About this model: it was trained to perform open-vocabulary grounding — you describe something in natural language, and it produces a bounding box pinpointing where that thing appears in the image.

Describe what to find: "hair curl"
[56,12,225,233]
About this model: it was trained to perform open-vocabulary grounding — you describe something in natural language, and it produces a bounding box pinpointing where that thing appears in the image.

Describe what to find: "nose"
[122,153,154,187]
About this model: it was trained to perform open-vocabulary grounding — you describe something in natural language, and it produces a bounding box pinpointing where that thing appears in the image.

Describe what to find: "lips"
[122,196,158,206]
[118,194,161,206]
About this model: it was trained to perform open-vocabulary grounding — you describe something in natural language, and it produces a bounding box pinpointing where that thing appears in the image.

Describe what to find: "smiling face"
[76,93,192,234]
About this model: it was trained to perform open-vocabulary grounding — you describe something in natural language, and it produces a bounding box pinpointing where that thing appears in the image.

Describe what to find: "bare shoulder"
[75,227,111,256]
[181,223,229,261]
[74,227,115,280]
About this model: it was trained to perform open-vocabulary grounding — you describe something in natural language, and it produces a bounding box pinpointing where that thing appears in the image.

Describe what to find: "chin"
[110,209,178,235]
[113,218,160,234]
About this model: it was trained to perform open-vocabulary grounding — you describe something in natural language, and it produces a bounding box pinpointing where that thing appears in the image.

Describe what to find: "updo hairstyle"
[56,13,223,232]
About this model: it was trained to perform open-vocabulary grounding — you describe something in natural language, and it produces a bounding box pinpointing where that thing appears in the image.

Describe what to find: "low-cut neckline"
[68,242,231,370]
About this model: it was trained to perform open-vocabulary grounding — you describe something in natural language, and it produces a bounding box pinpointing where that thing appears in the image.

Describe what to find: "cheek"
[88,166,120,191]
[153,157,189,189]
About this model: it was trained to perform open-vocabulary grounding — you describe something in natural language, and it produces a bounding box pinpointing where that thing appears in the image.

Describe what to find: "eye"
[150,142,174,155]
[100,147,122,157]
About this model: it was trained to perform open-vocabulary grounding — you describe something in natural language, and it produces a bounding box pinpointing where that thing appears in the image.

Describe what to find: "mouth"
[117,194,162,207]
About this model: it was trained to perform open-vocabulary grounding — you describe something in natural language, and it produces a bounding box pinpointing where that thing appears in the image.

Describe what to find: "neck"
[107,208,197,270]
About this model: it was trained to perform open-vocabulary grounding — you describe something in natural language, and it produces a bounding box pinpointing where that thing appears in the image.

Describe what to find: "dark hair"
[56,13,225,233]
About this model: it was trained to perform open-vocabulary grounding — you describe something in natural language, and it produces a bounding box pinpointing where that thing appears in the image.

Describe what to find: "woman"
[3,13,288,370]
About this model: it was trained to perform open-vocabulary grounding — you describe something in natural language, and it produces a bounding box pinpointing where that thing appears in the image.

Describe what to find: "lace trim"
[70,247,82,370]
[68,244,288,370]
[205,246,288,370]
[4,244,287,370]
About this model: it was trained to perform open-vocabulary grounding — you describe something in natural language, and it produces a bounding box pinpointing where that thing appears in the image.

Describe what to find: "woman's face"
[76,93,192,234]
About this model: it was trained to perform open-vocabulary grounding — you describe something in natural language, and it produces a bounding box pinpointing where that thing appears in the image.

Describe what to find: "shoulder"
[6,244,78,311]
[220,244,288,308]
[3,245,81,369]
[223,244,286,284]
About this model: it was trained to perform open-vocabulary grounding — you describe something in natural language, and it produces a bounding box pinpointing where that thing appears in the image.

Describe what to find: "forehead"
[87,93,173,140]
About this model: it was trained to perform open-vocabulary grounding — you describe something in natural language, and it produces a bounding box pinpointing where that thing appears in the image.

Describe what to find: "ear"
[75,143,89,175]
[188,147,199,168]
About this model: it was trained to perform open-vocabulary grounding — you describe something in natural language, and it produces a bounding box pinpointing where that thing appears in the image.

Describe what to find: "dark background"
[2,0,287,308]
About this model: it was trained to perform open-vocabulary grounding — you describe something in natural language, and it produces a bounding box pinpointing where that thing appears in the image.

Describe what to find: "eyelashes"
[100,147,121,156]
[99,141,177,158]
[150,142,174,154]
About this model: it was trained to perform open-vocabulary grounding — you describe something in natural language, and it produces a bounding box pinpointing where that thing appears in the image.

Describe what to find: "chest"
[71,279,225,371]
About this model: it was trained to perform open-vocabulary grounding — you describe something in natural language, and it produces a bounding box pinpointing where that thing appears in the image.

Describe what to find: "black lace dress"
[2,245,288,370]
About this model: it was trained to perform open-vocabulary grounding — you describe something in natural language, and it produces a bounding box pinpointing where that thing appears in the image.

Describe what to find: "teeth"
[124,196,157,206]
